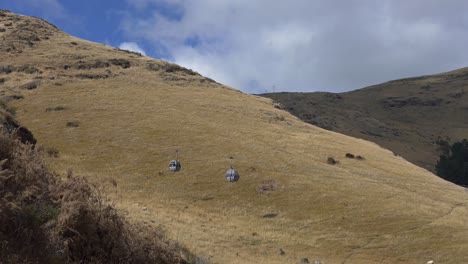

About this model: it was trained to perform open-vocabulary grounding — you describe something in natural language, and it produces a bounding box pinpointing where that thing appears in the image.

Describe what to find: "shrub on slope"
[0,130,186,263]
[436,139,468,185]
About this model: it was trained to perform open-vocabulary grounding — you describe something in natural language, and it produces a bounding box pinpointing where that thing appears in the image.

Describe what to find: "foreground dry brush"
[0,130,186,263]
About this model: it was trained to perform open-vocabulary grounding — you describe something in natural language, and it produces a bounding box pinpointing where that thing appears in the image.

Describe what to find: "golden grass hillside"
[2,10,468,263]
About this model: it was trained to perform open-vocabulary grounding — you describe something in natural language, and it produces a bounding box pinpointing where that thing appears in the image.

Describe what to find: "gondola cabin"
[169,159,181,172]
[226,168,239,182]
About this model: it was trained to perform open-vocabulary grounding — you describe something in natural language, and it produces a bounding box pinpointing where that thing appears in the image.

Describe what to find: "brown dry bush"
[0,110,36,144]
[45,106,66,112]
[114,48,142,57]
[0,65,14,74]
[0,130,186,263]
[66,121,79,127]
[327,157,338,165]
[145,62,199,76]
[16,65,40,74]
[46,147,59,157]
[109,59,131,69]
[75,73,109,79]
[20,81,40,90]
[256,180,279,194]
[75,60,110,70]
[355,155,365,160]
[0,100,16,116]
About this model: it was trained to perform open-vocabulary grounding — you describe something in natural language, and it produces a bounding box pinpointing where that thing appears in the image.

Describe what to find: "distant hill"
[262,69,468,174]
[2,9,468,263]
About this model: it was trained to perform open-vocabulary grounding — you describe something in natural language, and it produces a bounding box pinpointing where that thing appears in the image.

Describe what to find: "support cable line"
[159,150,466,193]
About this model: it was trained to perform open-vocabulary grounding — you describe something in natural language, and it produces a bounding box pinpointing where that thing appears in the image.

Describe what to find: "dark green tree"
[435,139,468,185]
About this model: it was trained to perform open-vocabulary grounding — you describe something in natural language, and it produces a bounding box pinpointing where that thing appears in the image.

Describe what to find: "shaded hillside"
[3,9,468,263]
[262,69,468,173]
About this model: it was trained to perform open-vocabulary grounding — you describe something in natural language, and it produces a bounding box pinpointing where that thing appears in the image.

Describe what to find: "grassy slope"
[0,131,185,264]
[262,69,468,173]
[2,10,468,263]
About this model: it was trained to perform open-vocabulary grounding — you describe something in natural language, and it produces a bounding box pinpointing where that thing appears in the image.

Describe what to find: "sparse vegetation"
[448,90,465,98]
[163,75,188,82]
[46,106,66,112]
[420,84,431,90]
[66,121,79,127]
[75,73,109,79]
[262,213,278,218]
[273,102,284,109]
[2,94,24,102]
[327,157,338,165]
[0,100,16,115]
[200,77,216,84]
[114,48,142,57]
[16,64,40,74]
[0,65,14,74]
[256,180,279,194]
[0,130,186,263]
[75,60,110,70]
[0,112,36,144]
[145,61,199,76]
[109,58,131,69]
[345,153,365,160]
[164,63,198,75]
[20,81,40,90]
[46,146,59,157]
[269,114,285,123]
[145,62,160,71]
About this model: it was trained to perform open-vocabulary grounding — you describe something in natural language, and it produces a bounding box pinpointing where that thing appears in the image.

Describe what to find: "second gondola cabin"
[225,157,239,181]
[169,159,181,172]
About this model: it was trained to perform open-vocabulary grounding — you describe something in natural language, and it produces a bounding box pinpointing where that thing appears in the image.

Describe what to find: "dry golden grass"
[0,130,186,263]
[3,10,468,263]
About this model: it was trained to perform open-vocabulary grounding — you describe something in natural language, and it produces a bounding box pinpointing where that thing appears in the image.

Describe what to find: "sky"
[2,1,468,93]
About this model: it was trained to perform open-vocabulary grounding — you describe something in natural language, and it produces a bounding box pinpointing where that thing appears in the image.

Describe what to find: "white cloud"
[10,0,68,20]
[121,0,468,93]
[118,42,147,55]
[125,0,183,10]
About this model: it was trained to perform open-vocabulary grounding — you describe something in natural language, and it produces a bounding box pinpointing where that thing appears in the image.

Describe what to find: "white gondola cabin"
[225,168,239,182]
[169,159,181,172]
[169,149,181,172]
[225,157,239,181]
